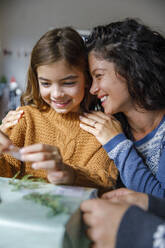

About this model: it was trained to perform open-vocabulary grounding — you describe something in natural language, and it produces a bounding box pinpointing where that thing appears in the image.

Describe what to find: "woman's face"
[37,59,85,114]
[88,52,133,115]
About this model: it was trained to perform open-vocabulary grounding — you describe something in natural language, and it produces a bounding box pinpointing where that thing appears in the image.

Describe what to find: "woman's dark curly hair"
[86,18,165,138]
[86,18,165,110]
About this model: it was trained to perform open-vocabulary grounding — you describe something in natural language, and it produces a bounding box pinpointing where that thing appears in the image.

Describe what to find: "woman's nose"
[90,81,99,95]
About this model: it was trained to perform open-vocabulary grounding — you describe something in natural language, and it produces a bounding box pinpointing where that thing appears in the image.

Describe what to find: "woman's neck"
[125,109,165,141]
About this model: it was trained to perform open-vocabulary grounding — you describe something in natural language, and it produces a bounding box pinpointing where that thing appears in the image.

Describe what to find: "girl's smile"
[37,59,85,114]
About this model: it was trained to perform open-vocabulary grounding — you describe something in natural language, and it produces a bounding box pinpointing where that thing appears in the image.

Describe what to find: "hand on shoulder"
[80,111,123,145]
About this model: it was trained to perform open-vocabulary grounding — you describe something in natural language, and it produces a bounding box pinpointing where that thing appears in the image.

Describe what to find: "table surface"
[0,177,96,248]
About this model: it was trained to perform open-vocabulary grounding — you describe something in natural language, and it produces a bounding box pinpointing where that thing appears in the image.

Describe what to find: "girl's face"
[37,60,85,114]
[88,52,133,115]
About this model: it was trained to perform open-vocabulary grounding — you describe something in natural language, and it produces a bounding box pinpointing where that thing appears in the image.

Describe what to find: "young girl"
[79,18,165,197]
[0,27,118,189]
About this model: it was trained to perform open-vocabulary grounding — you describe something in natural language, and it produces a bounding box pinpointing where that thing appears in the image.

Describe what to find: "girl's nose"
[51,85,64,98]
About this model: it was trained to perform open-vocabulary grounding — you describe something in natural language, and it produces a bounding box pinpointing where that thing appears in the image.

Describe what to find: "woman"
[81,188,165,248]
[0,27,118,189]
[79,18,165,197]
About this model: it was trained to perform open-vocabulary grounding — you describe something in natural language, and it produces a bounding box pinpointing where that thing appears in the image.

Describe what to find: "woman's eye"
[95,74,103,79]
[63,81,77,86]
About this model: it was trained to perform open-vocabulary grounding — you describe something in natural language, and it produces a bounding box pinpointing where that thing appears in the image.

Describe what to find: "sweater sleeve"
[103,134,165,198]
[74,147,119,189]
[148,195,165,218]
[116,205,165,248]
[0,114,26,178]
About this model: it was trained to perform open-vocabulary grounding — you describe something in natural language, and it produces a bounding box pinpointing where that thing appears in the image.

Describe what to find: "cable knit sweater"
[0,106,118,188]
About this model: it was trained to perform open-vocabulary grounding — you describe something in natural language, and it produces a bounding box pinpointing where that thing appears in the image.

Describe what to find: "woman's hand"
[20,144,76,185]
[0,109,24,132]
[0,130,13,154]
[81,189,149,248]
[102,188,149,211]
[79,111,123,145]
[81,198,130,248]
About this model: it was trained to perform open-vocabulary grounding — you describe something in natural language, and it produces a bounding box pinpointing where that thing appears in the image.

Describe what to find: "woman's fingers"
[2,110,24,123]
[102,188,134,199]
[0,131,12,153]
[86,111,110,121]
[80,111,123,145]
[3,111,23,121]
[80,111,110,126]
[0,110,24,132]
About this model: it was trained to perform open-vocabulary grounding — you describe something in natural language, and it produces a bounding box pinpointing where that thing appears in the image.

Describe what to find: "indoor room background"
[0,0,165,119]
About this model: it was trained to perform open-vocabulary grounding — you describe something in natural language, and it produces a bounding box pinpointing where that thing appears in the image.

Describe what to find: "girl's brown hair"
[21,27,97,112]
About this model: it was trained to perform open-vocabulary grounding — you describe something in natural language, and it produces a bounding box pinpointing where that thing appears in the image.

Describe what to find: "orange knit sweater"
[0,106,118,188]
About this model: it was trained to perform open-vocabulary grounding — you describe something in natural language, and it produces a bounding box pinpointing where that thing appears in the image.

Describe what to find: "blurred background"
[0,0,165,119]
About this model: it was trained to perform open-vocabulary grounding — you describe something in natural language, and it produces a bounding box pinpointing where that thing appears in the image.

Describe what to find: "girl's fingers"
[47,171,66,184]
[20,144,58,154]
[32,160,59,170]
[21,151,56,162]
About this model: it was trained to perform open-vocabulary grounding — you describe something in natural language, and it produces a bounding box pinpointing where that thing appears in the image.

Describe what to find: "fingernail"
[9,145,15,150]
[32,163,37,169]
[20,148,25,153]
[21,155,25,160]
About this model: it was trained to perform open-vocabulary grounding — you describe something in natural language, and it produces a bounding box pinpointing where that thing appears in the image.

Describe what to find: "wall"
[0,0,165,119]
[0,0,165,89]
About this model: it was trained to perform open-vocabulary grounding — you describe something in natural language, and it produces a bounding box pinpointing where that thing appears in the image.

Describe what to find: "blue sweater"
[103,116,165,198]
[116,195,165,248]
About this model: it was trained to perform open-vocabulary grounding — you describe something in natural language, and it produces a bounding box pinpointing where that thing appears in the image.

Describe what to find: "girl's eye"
[40,82,51,87]
[63,81,77,86]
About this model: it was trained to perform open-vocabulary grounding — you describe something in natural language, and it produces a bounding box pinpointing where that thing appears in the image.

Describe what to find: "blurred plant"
[9,172,69,216]
[9,172,46,191]
[0,75,7,84]
[24,193,69,216]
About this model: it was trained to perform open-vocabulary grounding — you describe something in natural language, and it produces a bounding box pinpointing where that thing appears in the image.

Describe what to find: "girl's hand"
[0,109,24,132]
[20,144,76,185]
[79,111,123,145]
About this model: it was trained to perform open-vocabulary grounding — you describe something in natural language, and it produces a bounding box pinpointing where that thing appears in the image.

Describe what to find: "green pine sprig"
[9,172,47,191]
[24,193,69,216]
